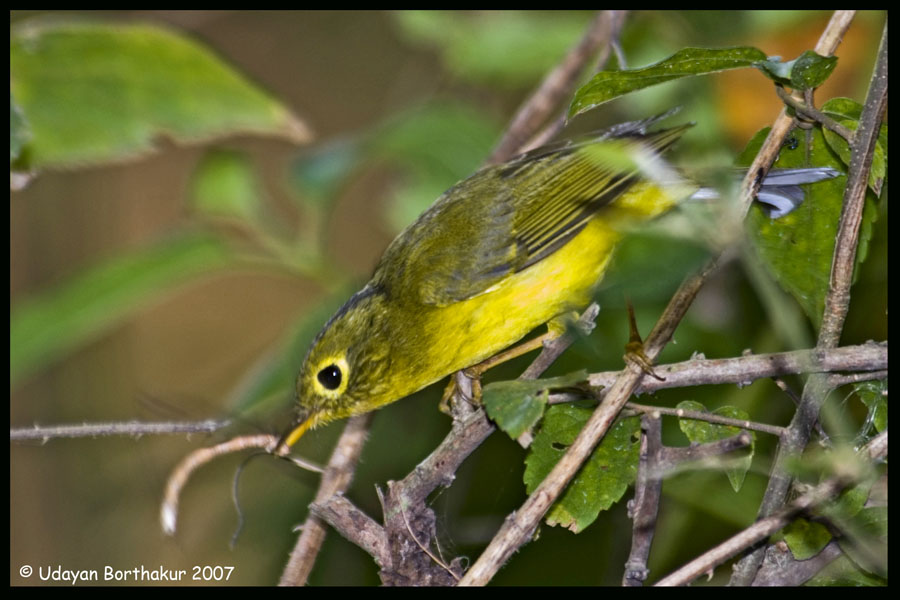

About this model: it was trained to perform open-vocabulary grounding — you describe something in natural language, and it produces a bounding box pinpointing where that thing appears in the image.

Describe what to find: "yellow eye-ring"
[312,356,349,398]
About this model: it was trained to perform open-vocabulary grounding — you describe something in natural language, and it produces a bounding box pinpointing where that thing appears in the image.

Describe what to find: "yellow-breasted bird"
[279,114,836,450]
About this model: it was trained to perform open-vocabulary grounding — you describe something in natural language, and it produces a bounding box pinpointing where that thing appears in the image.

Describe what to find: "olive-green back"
[375,122,691,307]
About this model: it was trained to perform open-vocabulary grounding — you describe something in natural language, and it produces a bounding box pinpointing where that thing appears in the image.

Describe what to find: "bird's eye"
[317,364,343,390]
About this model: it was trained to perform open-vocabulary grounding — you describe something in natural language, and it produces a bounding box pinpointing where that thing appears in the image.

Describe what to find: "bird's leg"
[623,299,665,381]
[439,327,562,414]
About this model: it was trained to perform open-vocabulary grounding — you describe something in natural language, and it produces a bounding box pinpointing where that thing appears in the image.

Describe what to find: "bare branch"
[160,434,281,535]
[656,431,887,586]
[279,413,374,586]
[10,419,229,441]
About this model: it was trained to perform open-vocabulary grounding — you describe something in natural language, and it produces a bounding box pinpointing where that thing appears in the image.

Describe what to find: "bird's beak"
[274,411,319,456]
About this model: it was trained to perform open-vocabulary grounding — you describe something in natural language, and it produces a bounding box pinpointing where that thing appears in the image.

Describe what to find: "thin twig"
[549,342,886,401]
[623,414,664,586]
[656,430,887,586]
[773,85,854,141]
[309,495,390,567]
[160,434,281,535]
[10,419,229,441]
[626,402,786,438]
[279,413,374,586]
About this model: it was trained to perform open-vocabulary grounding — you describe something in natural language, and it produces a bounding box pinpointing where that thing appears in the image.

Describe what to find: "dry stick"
[624,421,753,586]
[623,414,664,587]
[730,18,886,586]
[459,11,863,585]
[10,419,229,441]
[657,430,887,587]
[752,540,843,587]
[486,11,625,165]
[625,403,786,438]
[279,413,374,586]
[160,434,281,535]
[309,495,390,568]
[555,342,886,400]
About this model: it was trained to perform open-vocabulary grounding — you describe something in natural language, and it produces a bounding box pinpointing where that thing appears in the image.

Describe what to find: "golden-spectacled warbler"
[279,113,836,449]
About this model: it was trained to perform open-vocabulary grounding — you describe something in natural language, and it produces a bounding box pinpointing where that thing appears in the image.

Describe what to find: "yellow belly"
[417,214,615,382]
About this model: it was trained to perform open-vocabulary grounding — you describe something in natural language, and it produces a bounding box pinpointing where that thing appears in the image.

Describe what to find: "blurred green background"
[10,10,886,586]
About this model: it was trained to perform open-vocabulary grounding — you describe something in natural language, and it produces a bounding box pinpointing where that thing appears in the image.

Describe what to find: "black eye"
[317,364,342,390]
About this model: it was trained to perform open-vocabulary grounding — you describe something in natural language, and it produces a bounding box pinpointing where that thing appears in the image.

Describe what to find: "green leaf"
[190,149,264,223]
[10,92,30,163]
[837,506,888,578]
[483,371,587,440]
[524,405,640,533]
[676,400,756,491]
[783,517,833,560]
[854,379,888,434]
[754,50,837,89]
[392,11,591,88]
[743,127,849,329]
[10,232,232,387]
[806,555,886,586]
[10,21,310,170]
[822,120,886,195]
[822,97,888,164]
[568,46,767,119]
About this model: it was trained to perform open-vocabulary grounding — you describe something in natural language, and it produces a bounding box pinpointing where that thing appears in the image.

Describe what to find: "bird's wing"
[376,120,691,307]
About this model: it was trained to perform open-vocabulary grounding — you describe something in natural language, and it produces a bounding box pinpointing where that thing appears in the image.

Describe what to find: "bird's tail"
[690,167,841,218]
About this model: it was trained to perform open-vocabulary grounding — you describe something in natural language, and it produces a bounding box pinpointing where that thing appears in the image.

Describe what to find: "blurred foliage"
[392,10,593,88]
[10,10,886,587]
[10,20,308,171]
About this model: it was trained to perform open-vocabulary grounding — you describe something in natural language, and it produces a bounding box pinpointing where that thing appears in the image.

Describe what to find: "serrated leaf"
[190,149,263,223]
[743,127,853,329]
[783,517,833,560]
[676,400,755,491]
[10,21,310,170]
[569,46,767,118]
[10,232,232,387]
[854,379,888,434]
[483,371,586,440]
[10,92,30,163]
[524,405,640,533]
